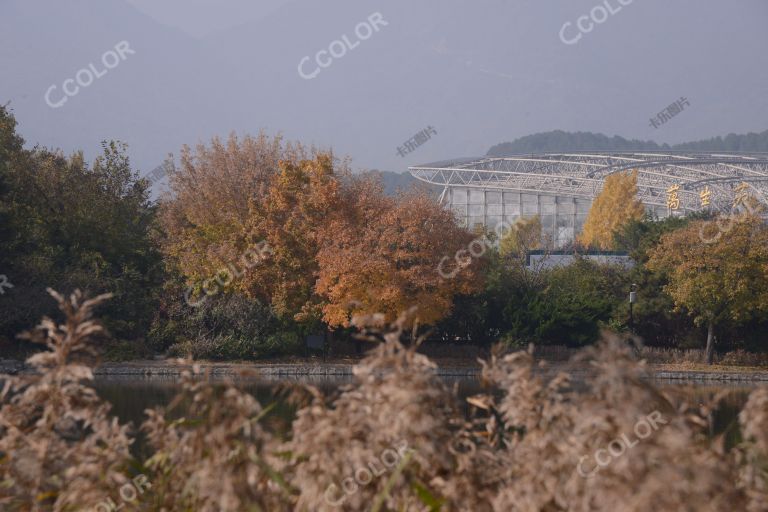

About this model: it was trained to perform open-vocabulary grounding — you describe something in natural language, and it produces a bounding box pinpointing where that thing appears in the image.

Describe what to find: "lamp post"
[629,283,638,332]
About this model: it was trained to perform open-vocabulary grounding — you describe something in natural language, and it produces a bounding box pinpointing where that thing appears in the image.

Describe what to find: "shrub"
[155,290,305,360]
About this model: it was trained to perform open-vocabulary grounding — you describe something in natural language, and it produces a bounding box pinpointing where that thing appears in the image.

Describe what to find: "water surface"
[94,375,763,457]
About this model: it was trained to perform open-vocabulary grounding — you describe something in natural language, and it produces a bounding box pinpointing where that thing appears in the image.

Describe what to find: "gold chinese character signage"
[666,184,681,210]
[699,186,711,208]
[733,182,750,209]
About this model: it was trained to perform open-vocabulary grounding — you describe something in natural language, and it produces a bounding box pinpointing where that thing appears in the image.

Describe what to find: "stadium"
[409,152,768,247]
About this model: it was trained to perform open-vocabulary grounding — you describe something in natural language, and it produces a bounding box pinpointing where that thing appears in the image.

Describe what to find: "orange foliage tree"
[161,133,483,331]
[159,132,309,285]
[316,180,483,328]
[241,154,344,323]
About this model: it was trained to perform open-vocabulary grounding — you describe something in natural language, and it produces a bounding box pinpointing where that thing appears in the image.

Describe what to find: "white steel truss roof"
[409,153,768,213]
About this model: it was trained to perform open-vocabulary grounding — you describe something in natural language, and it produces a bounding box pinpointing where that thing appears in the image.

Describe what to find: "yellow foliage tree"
[579,170,645,250]
[499,215,542,257]
[647,214,768,364]
[159,132,312,286]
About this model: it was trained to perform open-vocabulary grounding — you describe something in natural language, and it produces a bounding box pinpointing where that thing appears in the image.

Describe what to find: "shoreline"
[4,359,768,383]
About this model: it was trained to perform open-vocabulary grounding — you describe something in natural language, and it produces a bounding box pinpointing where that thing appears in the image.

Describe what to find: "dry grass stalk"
[0,289,134,511]
[2,293,767,511]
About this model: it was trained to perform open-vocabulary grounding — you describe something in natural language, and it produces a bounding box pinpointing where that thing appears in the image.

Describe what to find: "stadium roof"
[409,152,768,212]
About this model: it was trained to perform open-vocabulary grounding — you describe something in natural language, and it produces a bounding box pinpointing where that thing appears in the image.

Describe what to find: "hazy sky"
[2,0,767,183]
[125,0,292,37]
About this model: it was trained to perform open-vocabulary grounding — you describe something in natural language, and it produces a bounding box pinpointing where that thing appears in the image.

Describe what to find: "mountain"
[487,131,665,155]
[673,130,768,153]
[487,130,768,156]
[362,170,417,196]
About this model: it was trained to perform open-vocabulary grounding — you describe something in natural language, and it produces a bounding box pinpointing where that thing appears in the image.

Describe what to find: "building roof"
[409,153,768,212]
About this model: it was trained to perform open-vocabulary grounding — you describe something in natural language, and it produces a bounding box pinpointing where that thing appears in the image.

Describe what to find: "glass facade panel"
[557,199,575,214]
[469,204,484,216]
[445,187,608,247]
[576,199,592,213]
[452,188,468,204]
[557,227,575,247]
[486,191,502,204]
[522,202,539,215]
[486,215,503,228]
[486,204,503,216]
[469,190,485,204]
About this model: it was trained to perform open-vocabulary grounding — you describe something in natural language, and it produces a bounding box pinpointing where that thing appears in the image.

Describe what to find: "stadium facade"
[409,153,768,247]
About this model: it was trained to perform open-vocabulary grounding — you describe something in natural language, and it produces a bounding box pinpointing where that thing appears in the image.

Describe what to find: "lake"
[94,375,763,459]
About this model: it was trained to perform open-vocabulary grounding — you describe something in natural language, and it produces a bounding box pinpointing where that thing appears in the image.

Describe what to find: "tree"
[159,132,306,285]
[315,182,482,328]
[499,215,542,257]
[0,104,25,272]
[647,215,768,363]
[0,123,162,347]
[533,258,628,347]
[579,170,645,250]
[242,153,344,324]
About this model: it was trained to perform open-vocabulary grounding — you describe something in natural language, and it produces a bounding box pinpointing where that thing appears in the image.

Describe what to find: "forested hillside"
[488,129,768,156]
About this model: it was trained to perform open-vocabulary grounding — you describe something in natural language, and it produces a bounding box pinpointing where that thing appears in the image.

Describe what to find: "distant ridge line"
[487,129,768,157]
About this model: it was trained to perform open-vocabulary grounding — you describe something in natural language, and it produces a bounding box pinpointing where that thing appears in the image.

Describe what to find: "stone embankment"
[2,360,767,382]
